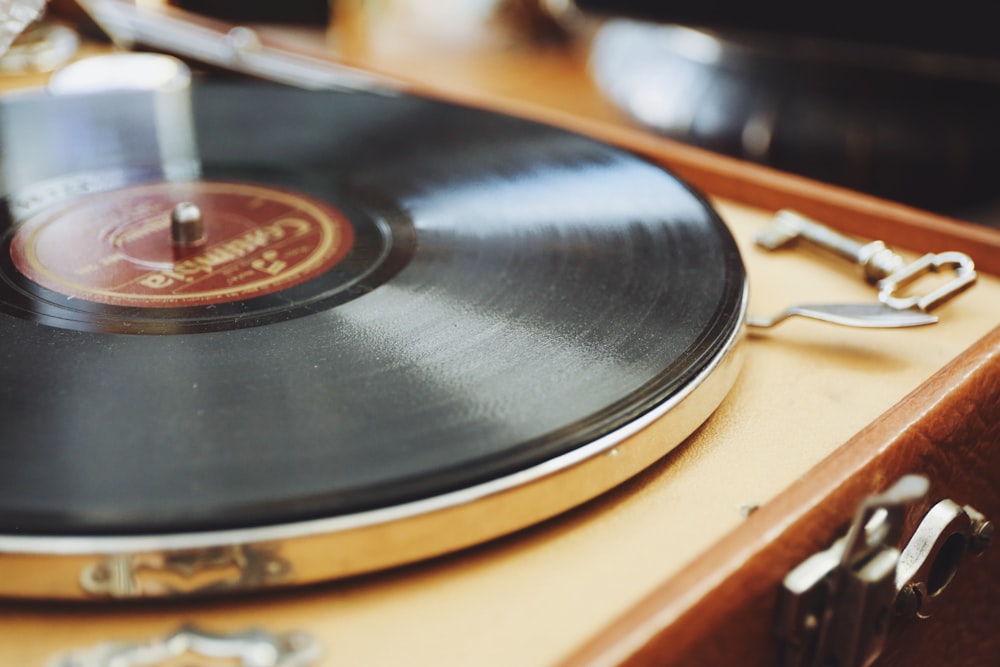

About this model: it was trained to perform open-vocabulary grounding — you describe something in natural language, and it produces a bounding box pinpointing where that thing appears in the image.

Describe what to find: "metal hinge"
[775,475,993,667]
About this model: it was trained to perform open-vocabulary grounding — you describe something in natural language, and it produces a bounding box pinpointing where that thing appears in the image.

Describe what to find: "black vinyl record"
[0,78,745,597]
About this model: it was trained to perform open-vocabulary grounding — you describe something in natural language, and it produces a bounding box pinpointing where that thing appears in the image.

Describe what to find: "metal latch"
[776,475,993,667]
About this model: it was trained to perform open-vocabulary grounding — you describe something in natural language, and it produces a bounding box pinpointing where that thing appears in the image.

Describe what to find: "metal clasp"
[777,476,993,667]
[894,501,993,619]
[776,475,928,667]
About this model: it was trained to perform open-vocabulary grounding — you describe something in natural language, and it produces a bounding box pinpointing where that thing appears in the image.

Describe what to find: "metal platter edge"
[0,286,747,601]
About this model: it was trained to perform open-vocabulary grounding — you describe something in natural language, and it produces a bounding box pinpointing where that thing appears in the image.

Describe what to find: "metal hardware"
[75,0,405,93]
[778,477,993,667]
[755,211,977,325]
[758,210,906,283]
[80,544,291,598]
[745,303,937,330]
[894,500,990,619]
[877,251,977,312]
[966,506,994,555]
[49,625,320,667]
[776,475,928,667]
[0,23,79,73]
[0,0,45,56]
[49,51,192,94]
[171,201,206,247]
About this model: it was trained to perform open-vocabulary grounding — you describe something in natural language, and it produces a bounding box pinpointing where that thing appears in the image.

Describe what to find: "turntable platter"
[0,81,745,597]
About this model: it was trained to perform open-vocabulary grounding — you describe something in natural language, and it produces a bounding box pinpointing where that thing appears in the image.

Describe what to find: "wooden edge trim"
[559,323,1000,667]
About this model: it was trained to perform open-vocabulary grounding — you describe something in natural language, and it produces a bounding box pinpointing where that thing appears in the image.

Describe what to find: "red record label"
[10,181,354,308]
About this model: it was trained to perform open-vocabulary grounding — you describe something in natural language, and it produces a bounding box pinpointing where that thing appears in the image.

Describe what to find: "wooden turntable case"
[1,14,998,667]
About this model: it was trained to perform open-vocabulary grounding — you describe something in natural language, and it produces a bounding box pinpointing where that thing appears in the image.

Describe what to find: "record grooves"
[0,80,746,598]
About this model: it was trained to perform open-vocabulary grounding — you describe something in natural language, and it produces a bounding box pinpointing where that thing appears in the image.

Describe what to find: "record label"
[9,181,354,307]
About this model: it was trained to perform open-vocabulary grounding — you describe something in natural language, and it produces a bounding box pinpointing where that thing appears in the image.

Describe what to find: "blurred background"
[3,0,999,227]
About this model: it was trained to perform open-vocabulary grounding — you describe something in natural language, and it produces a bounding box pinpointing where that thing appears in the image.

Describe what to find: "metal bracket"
[80,544,291,598]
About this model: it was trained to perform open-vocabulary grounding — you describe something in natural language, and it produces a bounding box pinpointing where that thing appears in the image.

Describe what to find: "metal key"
[757,210,977,313]
[756,210,906,283]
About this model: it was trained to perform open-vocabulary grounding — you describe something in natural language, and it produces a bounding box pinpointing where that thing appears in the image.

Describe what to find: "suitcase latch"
[775,475,992,667]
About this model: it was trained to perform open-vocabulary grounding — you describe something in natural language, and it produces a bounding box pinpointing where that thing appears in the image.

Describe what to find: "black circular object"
[0,80,745,598]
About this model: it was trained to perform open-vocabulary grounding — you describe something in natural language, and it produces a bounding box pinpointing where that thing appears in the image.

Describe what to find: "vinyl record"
[0,79,746,598]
